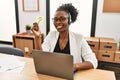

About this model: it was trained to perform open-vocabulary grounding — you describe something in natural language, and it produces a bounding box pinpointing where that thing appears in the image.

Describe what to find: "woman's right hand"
[31,22,41,37]
[31,22,43,50]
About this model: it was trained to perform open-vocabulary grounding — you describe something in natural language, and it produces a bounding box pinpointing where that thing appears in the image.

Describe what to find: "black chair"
[0,46,24,57]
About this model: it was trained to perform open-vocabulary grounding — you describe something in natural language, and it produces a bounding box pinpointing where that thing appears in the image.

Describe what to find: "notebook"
[32,50,73,80]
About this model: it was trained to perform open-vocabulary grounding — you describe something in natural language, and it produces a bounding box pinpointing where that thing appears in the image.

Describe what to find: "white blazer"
[42,31,98,68]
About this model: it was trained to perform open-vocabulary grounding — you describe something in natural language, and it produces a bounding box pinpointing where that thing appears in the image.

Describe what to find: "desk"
[0,53,116,80]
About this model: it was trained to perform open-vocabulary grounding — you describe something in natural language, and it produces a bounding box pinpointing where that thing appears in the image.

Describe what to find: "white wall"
[0,0,16,42]
[18,0,46,35]
[95,0,120,45]
[18,0,120,45]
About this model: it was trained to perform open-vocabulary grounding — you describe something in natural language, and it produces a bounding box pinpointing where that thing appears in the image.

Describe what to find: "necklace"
[59,32,69,50]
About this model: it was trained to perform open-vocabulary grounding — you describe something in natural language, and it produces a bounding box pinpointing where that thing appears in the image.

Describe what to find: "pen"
[6,66,22,71]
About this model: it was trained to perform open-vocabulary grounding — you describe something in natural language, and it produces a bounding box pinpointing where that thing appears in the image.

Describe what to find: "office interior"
[0,0,120,80]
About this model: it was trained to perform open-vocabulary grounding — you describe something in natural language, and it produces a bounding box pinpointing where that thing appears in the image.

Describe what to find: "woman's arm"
[74,61,94,70]
[31,23,42,50]
[80,38,98,69]
[73,37,97,71]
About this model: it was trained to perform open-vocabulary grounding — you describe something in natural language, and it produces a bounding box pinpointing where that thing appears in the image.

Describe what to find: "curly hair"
[56,3,78,24]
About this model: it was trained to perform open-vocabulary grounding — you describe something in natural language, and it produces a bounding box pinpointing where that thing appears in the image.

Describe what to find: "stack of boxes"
[97,38,117,62]
[85,37,118,62]
[114,49,120,63]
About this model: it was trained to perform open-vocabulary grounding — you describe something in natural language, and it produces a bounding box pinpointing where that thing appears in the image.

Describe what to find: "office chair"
[0,46,24,57]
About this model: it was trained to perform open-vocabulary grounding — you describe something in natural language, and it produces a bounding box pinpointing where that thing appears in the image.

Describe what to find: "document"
[0,56,25,73]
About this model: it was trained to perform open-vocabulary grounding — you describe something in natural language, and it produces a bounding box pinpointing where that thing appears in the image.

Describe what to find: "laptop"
[32,50,73,80]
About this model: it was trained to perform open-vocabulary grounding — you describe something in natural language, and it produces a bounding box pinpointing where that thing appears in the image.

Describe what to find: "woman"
[32,3,97,71]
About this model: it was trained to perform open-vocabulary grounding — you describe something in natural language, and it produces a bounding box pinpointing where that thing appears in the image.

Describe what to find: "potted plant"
[25,24,31,35]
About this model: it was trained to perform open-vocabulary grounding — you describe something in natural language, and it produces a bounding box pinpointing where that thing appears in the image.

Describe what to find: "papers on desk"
[0,56,25,73]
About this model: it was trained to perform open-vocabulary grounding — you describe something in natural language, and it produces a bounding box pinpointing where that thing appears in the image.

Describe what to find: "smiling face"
[53,11,69,33]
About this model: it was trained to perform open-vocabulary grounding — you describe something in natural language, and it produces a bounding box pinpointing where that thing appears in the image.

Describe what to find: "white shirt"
[42,31,98,68]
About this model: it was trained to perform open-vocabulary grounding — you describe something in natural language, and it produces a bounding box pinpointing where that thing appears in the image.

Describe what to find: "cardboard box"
[100,37,117,51]
[12,33,43,57]
[85,37,99,50]
[114,50,120,63]
[12,34,36,57]
[97,50,115,62]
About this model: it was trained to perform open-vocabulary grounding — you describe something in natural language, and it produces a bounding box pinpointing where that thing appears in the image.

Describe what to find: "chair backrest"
[0,46,24,57]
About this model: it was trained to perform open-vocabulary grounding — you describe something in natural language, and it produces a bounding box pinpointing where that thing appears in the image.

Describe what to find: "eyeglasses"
[52,16,68,22]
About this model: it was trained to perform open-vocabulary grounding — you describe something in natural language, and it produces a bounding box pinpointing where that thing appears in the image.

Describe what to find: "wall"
[0,0,17,42]
[95,0,120,45]
[18,0,46,35]
[18,0,120,45]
